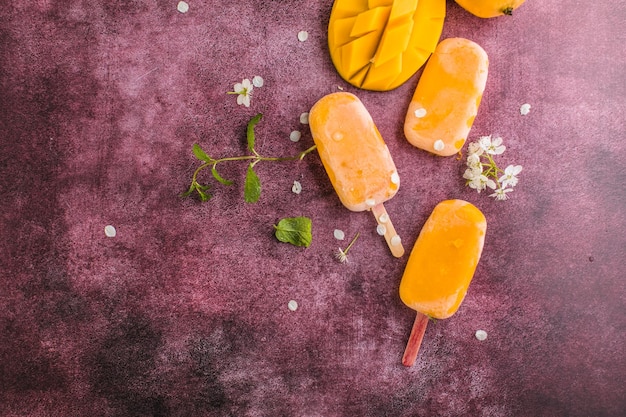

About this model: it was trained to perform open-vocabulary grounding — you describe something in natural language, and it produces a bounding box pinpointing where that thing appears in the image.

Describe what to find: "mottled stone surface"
[1,1,624,416]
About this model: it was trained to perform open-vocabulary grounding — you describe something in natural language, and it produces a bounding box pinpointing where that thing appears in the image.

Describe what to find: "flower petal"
[252,76,264,87]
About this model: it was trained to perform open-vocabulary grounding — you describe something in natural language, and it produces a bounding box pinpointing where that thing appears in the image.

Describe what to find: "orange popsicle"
[404,37,488,156]
[309,92,404,257]
[399,199,486,366]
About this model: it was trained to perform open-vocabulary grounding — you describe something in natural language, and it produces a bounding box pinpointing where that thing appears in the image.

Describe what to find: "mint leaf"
[244,164,261,203]
[246,113,263,152]
[211,165,233,186]
[274,217,312,247]
[192,144,211,162]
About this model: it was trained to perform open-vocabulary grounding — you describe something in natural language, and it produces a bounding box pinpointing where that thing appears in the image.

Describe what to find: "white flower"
[467,153,482,171]
[334,232,360,264]
[467,141,484,157]
[463,167,478,181]
[464,135,520,200]
[490,187,513,201]
[334,248,348,263]
[479,135,506,155]
[464,169,496,192]
[231,78,253,107]
[499,165,523,188]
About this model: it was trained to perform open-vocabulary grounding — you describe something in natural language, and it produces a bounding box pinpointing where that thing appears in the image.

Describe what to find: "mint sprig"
[183,113,317,202]
[274,217,312,247]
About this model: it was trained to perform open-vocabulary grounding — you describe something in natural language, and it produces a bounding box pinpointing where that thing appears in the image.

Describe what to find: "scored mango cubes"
[328,0,446,91]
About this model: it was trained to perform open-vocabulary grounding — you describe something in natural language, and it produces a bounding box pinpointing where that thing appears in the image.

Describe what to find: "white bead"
[297,31,308,42]
[414,108,427,118]
[177,1,189,13]
[290,131,301,142]
[104,225,116,238]
[252,76,264,88]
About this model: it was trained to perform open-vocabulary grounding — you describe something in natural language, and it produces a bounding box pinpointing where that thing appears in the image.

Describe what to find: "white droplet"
[390,172,400,185]
[333,229,345,240]
[297,31,308,42]
[177,1,189,13]
[252,75,264,88]
[475,330,488,341]
[376,224,386,236]
[290,130,301,142]
[299,112,309,124]
[288,300,299,311]
[414,108,427,118]
[104,225,116,238]
[390,235,401,246]
[378,213,389,223]
[332,131,343,141]
[434,140,445,151]
[365,198,376,207]
[520,103,531,115]
[292,180,302,194]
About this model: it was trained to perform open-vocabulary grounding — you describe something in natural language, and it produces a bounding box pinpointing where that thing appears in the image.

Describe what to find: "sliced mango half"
[328,0,446,91]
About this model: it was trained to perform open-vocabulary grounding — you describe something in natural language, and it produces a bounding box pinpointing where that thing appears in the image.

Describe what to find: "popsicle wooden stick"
[371,203,405,258]
[402,312,429,367]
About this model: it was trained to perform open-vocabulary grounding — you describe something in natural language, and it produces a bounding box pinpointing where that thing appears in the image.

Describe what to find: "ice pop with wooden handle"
[309,92,404,257]
[399,199,486,366]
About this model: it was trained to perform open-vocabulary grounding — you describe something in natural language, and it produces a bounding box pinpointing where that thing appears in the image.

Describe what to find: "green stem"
[191,145,318,187]
[212,144,317,165]
[191,162,211,185]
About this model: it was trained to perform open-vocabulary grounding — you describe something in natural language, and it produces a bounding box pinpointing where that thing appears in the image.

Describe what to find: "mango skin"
[454,0,527,18]
[328,0,446,91]
[399,200,486,319]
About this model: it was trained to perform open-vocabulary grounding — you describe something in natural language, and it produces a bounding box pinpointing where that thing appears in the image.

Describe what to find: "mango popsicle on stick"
[309,92,404,257]
[399,199,486,366]
[404,38,488,156]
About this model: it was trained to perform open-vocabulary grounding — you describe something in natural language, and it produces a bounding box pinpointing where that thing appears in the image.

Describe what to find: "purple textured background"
[1,1,624,416]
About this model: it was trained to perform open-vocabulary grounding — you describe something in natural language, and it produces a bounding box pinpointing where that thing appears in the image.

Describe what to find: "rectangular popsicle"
[309,92,404,257]
[404,37,488,156]
[399,199,486,366]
